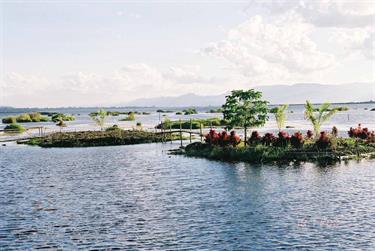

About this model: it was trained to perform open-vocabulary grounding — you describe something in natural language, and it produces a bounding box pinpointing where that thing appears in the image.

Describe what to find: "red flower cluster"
[275,131,291,147]
[348,124,374,140]
[306,130,314,139]
[248,131,261,145]
[290,132,304,148]
[205,129,241,147]
[316,131,330,149]
[262,133,276,146]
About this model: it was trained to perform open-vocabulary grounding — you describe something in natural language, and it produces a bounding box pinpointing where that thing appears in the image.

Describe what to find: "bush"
[290,132,304,148]
[306,130,314,139]
[16,113,32,122]
[248,131,261,145]
[262,133,276,146]
[205,129,241,147]
[2,116,16,124]
[52,113,75,122]
[121,112,135,121]
[348,124,373,140]
[4,123,25,132]
[316,131,330,149]
[105,125,122,131]
[183,108,198,115]
[275,131,290,147]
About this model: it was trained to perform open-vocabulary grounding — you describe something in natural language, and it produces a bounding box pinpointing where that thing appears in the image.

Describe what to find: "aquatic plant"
[2,116,16,124]
[304,101,343,137]
[105,124,122,131]
[222,89,269,145]
[183,108,198,115]
[270,104,288,131]
[51,113,75,122]
[262,133,276,146]
[348,124,374,140]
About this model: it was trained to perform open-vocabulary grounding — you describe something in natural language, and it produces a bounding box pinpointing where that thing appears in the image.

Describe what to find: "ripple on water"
[0,143,374,250]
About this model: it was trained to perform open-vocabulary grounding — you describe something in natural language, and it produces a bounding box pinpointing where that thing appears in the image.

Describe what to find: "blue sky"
[1,1,374,107]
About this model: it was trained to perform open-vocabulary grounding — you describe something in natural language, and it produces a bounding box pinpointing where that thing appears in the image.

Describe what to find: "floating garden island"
[20,129,180,148]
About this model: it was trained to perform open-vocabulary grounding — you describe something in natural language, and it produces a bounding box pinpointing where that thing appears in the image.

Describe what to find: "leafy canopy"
[222,89,269,128]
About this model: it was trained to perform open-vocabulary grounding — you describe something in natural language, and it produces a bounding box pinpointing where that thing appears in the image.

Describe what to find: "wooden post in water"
[200,123,203,142]
[189,119,192,143]
[179,119,183,147]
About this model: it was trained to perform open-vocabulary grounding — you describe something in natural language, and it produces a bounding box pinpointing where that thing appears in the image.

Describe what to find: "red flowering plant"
[348,124,372,140]
[316,131,330,149]
[290,132,304,148]
[275,131,291,147]
[306,130,314,139]
[248,131,261,145]
[218,130,230,147]
[229,131,241,147]
[262,133,276,146]
[205,129,219,145]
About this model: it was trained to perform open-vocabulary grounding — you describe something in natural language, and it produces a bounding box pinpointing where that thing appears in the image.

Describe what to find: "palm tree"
[270,104,288,131]
[304,101,342,137]
[90,109,108,131]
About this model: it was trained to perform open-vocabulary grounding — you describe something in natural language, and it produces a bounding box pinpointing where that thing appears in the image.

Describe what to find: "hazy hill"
[125,83,374,107]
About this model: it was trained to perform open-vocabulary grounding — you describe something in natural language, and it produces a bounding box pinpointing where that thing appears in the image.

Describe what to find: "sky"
[1,0,374,107]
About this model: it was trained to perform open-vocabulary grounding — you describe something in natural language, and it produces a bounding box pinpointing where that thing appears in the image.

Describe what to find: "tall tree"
[90,109,108,131]
[304,101,342,137]
[270,104,288,131]
[222,89,269,145]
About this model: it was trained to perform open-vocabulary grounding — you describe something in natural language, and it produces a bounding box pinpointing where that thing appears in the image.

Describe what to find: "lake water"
[1,142,375,250]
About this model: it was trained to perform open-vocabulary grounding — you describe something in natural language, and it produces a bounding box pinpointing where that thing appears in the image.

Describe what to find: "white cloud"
[251,0,375,28]
[202,15,335,82]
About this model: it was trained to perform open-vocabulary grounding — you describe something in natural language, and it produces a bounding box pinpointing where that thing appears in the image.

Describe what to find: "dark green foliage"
[4,123,26,132]
[183,108,198,115]
[207,108,223,113]
[105,125,122,131]
[2,116,16,124]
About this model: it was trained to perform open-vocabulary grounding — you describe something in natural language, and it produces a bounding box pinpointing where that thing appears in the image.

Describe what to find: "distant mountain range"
[125,83,375,107]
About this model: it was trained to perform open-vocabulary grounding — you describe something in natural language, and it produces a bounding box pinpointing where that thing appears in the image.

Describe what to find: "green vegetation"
[2,112,50,123]
[183,108,198,115]
[175,111,183,115]
[105,124,122,131]
[222,89,269,145]
[120,112,136,121]
[56,119,67,132]
[270,104,288,131]
[51,113,75,122]
[304,101,343,137]
[22,130,181,147]
[156,117,226,129]
[4,123,26,132]
[208,108,223,113]
[90,109,108,130]
[182,138,375,164]
[157,109,174,113]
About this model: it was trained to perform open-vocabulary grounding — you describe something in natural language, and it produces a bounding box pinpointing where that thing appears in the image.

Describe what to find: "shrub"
[248,131,261,145]
[229,131,241,147]
[275,131,290,147]
[316,131,330,149]
[2,116,16,124]
[290,132,304,148]
[136,122,142,127]
[52,113,75,122]
[4,123,25,132]
[306,130,314,139]
[183,108,198,115]
[175,112,183,115]
[262,133,276,146]
[105,125,122,131]
[331,126,338,137]
[218,131,230,146]
[16,113,32,122]
[348,124,372,139]
[205,129,219,145]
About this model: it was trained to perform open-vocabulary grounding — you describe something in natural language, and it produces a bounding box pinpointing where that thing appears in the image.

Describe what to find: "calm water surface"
[1,142,375,250]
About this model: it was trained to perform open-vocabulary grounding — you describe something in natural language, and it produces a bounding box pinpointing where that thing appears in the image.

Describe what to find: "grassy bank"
[180,139,375,164]
[156,118,226,129]
[21,130,180,147]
